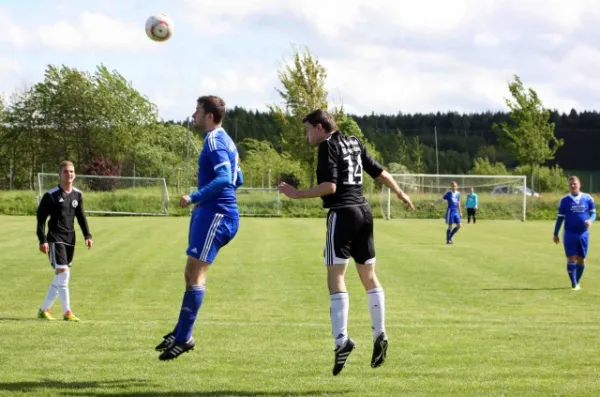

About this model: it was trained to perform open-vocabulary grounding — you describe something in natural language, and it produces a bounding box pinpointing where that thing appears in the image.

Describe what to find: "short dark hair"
[197,95,226,124]
[569,175,581,183]
[302,109,337,133]
[60,160,74,172]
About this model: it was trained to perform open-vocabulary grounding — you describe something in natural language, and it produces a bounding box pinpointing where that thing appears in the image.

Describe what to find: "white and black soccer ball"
[145,13,174,42]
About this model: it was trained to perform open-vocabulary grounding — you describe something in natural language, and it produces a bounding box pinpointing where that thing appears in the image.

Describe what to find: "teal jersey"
[466,193,478,209]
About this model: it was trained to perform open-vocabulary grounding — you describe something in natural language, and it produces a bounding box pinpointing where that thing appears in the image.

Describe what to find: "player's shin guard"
[174,285,205,344]
[367,288,385,340]
[567,262,578,288]
[330,292,349,348]
[576,263,585,284]
[55,271,71,314]
[450,227,459,238]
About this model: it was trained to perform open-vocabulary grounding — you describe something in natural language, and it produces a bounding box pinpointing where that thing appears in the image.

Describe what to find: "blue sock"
[450,227,459,238]
[446,229,451,241]
[174,285,205,343]
[576,264,585,284]
[567,263,577,288]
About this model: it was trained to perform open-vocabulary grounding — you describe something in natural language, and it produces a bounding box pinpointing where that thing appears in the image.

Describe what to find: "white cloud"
[0,8,30,48]
[474,33,500,47]
[37,12,156,52]
[4,0,600,119]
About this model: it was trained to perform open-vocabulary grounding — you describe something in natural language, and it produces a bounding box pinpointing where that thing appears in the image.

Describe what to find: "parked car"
[491,185,540,198]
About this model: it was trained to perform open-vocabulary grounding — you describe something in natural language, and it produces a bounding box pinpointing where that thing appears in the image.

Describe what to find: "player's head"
[450,181,458,191]
[470,187,474,193]
[59,160,75,185]
[194,95,226,132]
[302,109,337,145]
[568,176,581,195]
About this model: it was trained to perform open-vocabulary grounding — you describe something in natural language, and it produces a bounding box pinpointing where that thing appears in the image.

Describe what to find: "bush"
[82,155,121,191]
[512,164,568,193]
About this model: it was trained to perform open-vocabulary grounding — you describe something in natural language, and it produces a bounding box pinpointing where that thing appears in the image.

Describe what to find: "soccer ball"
[145,13,174,42]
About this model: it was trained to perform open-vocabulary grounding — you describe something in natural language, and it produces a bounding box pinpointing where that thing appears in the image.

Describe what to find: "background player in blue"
[553,176,596,290]
[430,181,462,244]
[155,95,243,360]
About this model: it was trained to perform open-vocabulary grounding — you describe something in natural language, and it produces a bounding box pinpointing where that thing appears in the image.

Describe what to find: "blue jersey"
[558,193,596,235]
[443,190,460,212]
[195,127,241,218]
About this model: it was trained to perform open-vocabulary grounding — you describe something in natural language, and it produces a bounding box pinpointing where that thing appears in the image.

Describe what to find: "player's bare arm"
[376,171,414,210]
[277,181,336,199]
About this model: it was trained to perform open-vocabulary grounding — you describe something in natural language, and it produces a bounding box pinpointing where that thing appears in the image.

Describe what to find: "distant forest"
[169,107,600,175]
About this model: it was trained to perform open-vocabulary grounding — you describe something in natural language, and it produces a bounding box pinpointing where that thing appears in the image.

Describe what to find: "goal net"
[37,173,169,216]
[380,174,528,221]
[186,186,281,217]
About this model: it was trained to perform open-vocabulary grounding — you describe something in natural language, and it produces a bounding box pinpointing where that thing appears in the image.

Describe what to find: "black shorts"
[324,204,375,265]
[467,208,476,216]
[48,242,75,269]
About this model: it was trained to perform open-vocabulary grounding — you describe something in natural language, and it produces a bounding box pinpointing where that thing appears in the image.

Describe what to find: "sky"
[2,0,600,121]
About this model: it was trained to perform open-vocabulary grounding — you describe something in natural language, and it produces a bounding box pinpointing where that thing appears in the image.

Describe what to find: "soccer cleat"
[155,332,176,351]
[370,332,388,368]
[63,311,80,322]
[446,240,453,245]
[158,338,196,361]
[572,284,581,291]
[332,337,355,376]
[37,309,55,320]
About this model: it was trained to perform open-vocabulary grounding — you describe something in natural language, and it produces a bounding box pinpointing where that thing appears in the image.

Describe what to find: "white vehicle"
[491,185,540,198]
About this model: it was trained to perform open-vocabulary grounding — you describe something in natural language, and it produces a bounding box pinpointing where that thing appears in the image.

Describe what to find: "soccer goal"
[37,173,170,216]
[380,173,528,221]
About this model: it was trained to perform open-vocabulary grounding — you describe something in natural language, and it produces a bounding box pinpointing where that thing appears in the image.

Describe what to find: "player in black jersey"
[36,160,93,322]
[278,109,414,376]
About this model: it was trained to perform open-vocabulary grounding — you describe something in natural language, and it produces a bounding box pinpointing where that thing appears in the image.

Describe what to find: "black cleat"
[332,338,355,376]
[155,332,176,351]
[370,332,388,368]
[158,338,196,361]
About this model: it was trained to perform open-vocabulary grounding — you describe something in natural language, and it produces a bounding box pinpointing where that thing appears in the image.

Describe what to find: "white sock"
[41,284,59,311]
[330,292,349,348]
[367,288,385,340]
[55,271,71,314]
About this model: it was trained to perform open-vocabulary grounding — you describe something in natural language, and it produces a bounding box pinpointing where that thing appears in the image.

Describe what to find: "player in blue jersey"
[430,181,462,244]
[155,95,243,360]
[553,176,596,291]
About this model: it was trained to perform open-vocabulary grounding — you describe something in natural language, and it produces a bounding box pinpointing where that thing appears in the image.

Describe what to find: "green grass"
[1,216,600,396]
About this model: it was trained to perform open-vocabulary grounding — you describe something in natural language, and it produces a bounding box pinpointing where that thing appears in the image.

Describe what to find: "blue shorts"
[445,210,461,225]
[186,208,239,264]
[563,231,589,258]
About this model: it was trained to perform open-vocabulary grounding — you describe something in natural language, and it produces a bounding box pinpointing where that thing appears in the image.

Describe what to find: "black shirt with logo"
[36,185,92,245]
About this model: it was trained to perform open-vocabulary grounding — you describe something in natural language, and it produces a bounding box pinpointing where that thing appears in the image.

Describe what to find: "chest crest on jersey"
[72,200,78,208]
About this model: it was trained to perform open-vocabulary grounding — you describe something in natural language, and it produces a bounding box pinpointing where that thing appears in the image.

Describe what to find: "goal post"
[380,173,528,221]
[37,173,170,216]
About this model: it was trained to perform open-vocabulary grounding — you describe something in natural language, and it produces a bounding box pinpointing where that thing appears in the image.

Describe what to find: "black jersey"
[316,131,384,209]
[36,185,92,245]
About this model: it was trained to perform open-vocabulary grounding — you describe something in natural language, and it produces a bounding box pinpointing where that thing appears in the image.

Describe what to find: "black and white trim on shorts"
[324,211,350,266]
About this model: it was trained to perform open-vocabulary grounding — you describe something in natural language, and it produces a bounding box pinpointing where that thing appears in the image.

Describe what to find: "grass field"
[1,215,600,396]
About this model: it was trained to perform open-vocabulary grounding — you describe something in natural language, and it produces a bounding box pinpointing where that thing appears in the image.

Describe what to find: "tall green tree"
[492,75,563,186]
[269,46,329,185]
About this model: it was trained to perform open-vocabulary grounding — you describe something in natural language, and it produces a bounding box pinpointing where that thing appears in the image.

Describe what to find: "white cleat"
[572,284,581,291]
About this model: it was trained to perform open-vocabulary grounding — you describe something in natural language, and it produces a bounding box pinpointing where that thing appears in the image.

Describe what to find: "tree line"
[0,47,589,193]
